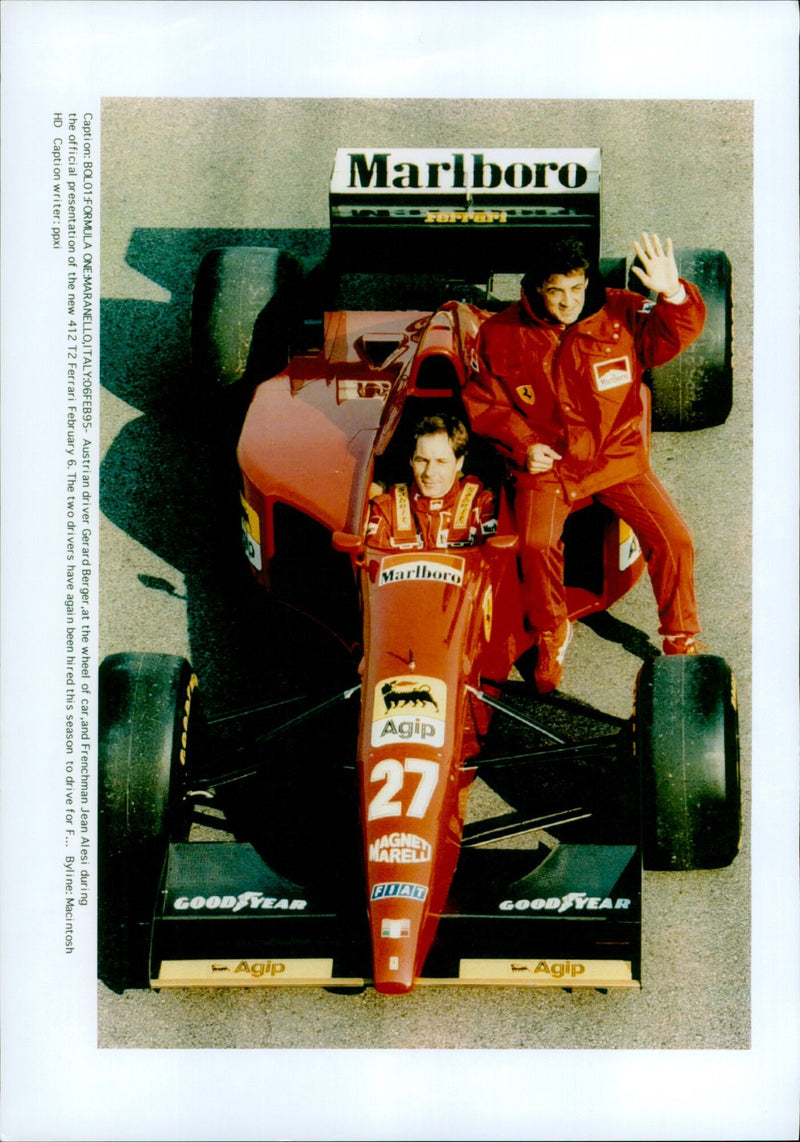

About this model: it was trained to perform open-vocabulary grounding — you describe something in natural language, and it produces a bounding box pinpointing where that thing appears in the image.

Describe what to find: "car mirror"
[332,531,365,555]
[486,534,519,552]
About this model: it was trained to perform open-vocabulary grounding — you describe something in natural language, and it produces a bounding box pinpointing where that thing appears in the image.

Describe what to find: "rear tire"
[599,256,627,289]
[634,655,741,871]
[639,248,733,431]
[192,246,300,387]
[98,653,197,991]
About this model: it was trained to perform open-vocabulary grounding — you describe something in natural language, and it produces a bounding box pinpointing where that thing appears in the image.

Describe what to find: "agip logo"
[371,676,447,748]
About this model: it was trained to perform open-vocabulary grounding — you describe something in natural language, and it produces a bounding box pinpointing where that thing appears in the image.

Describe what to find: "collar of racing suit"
[409,479,463,515]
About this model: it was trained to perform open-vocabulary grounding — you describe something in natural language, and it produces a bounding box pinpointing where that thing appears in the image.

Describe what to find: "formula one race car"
[99,149,740,995]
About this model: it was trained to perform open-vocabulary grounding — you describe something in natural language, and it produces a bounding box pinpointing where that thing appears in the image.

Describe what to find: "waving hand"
[631,232,682,297]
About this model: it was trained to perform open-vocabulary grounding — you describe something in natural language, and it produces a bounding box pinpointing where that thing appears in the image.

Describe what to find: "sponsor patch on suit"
[592,355,632,391]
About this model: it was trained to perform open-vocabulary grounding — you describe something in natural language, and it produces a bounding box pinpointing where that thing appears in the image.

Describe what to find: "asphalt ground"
[98,99,753,1051]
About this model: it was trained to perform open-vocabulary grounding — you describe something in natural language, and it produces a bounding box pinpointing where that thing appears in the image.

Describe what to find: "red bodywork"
[237,301,645,993]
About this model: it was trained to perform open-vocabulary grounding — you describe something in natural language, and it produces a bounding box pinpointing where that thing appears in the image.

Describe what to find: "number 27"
[368,757,439,821]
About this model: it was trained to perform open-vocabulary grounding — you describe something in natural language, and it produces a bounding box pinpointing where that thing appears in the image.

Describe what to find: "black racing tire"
[634,655,741,871]
[98,653,197,992]
[640,248,733,431]
[191,246,300,386]
[599,256,627,289]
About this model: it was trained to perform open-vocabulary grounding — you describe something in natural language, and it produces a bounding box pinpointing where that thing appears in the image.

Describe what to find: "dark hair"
[411,413,469,459]
[521,237,591,295]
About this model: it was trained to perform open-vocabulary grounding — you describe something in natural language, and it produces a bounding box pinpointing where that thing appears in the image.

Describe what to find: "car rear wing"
[329,147,601,275]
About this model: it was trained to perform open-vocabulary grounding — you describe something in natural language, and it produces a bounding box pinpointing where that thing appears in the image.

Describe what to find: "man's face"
[536,269,588,325]
[410,432,463,500]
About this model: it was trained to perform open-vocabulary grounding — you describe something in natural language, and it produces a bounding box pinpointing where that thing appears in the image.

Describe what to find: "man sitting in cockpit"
[367,413,497,550]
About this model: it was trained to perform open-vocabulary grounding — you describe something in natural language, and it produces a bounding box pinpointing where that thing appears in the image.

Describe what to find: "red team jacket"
[462,283,706,501]
[367,476,497,551]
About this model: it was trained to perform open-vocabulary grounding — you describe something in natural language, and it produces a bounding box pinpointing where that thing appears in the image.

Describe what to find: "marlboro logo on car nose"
[378,553,466,587]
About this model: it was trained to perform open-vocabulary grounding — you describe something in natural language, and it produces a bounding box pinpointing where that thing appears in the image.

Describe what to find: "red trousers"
[513,469,699,638]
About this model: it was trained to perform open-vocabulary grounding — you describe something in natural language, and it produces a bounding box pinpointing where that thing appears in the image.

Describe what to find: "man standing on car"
[366,413,497,550]
[463,232,706,693]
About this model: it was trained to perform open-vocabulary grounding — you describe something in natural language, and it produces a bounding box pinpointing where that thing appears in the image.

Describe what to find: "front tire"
[634,654,741,871]
[98,653,197,991]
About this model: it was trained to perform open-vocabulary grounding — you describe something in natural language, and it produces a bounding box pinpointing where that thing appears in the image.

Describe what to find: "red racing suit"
[462,282,707,638]
[366,476,497,551]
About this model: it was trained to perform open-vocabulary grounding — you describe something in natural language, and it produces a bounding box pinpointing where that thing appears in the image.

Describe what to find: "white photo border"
[1,3,797,1140]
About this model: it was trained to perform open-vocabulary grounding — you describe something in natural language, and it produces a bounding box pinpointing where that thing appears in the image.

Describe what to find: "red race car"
[99,149,739,995]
